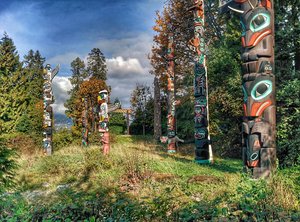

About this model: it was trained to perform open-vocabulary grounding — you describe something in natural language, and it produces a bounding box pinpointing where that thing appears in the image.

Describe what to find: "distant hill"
[54,113,73,129]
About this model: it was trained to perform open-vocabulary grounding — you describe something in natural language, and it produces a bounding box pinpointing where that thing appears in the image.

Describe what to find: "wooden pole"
[189,0,213,164]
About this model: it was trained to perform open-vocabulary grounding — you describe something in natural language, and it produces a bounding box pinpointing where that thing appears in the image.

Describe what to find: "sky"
[0,0,164,114]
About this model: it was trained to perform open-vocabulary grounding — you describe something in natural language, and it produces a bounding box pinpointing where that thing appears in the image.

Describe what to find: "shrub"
[0,139,17,192]
[53,129,76,151]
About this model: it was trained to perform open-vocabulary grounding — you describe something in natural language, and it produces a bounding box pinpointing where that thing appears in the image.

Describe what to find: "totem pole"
[81,97,89,146]
[98,90,110,155]
[220,0,276,178]
[189,0,213,164]
[98,90,120,154]
[166,32,177,153]
[43,64,59,155]
[154,76,162,141]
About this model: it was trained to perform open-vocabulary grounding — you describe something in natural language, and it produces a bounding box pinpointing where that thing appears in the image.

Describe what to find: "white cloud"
[94,33,153,67]
[107,56,145,78]
[106,56,153,108]
[52,76,72,114]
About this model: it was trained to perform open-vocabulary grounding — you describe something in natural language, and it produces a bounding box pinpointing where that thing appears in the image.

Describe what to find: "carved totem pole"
[97,90,120,154]
[189,0,213,164]
[98,90,110,155]
[166,32,177,153]
[81,97,89,146]
[43,64,59,155]
[220,0,276,178]
[154,76,162,141]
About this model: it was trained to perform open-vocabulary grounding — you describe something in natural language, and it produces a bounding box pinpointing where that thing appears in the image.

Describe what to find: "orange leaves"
[78,78,107,98]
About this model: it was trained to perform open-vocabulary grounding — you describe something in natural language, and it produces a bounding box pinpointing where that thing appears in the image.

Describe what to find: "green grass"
[1,135,300,221]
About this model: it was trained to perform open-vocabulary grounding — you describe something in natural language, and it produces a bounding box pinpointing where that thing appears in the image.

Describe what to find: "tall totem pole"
[220,0,276,178]
[81,97,89,146]
[154,76,162,141]
[43,64,59,155]
[98,90,120,154]
[98,90,110,155]
[166,32,177,153]
[189,0,213,164]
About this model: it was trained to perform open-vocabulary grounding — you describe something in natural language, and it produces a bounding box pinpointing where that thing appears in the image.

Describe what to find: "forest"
[0,0,299,221]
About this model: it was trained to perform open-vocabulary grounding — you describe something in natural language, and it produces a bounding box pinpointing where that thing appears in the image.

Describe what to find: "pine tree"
[65,57,87,126]
[15,50,45,133]
[274,0,300,165]
[87,48,107,80]
[69,57,87,90]
[130,84,153,135]
[0,33,22,133]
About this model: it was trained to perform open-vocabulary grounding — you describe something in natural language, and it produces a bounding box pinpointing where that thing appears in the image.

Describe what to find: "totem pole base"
[46,147,52,156]
[102,132,110,155]
[167,141,176,153]
[243,147,276,179]
[195,159,212,164]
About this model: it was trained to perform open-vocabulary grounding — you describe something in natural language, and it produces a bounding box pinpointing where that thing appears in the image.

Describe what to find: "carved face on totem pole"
[220,0,276,178]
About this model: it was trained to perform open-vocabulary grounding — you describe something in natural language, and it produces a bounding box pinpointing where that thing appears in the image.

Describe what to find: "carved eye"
[251,80,272,100]
[250,13,270,32]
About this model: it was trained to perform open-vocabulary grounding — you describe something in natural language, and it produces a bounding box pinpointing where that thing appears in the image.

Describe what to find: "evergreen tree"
[65,57,87,126]
[0,33,22,133]
[0,139,17,192]
[15,50,45,134]
[69,57,87,90]
[275,0,300,165]
[130,84,153,135]
[87,48,107,80]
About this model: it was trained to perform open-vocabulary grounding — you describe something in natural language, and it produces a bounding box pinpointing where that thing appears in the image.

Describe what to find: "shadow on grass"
[127,139,242,174]
[128,135,156,144]
[209,159,242,173]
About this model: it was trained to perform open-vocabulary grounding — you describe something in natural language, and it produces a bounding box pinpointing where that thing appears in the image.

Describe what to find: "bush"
[0,139,17,192]
[53,129,76,151]
[2,133,41,156]
[277,79,300,166]
[109,113,126,135]
[0,193,31,221]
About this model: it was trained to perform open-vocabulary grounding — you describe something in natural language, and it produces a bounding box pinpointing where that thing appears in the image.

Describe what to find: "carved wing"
[51,64,60,81]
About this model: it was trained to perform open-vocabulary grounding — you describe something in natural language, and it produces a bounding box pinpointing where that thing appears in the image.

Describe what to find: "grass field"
[1,135,300,221]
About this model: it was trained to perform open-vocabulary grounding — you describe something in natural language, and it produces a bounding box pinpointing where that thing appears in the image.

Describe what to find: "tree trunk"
[126,110,130,135]
[292,5,300,73]
[153,76,162,141]
[92,97,95,133]
[295,42,300,72]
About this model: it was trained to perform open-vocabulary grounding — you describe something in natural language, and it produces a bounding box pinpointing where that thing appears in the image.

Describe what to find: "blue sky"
[0,0,164,113]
